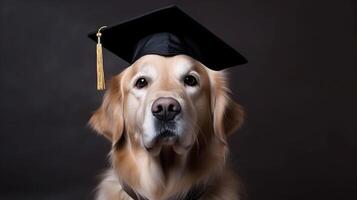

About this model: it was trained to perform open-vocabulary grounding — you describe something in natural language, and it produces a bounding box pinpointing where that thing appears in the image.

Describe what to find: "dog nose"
[151,97,181,121]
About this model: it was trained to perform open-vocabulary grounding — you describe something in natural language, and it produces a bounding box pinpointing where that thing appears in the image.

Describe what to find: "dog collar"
[122,182,205,200]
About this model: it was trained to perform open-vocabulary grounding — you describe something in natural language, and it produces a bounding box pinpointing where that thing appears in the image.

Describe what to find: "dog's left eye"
[184,75,198,86]
[135,77,148,89]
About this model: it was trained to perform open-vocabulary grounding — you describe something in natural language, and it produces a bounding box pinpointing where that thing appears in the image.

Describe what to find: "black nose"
[151,97,181,121]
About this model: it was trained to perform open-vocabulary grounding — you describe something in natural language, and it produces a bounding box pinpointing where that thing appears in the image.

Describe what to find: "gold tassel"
[96,26,107,90]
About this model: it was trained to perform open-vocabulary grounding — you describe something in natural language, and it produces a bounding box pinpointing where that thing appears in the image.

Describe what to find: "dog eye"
[135,77,148,89]
[183,75,198,86]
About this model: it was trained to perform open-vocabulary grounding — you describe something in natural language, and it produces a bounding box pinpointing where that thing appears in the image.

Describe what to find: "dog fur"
[89,55,245,200]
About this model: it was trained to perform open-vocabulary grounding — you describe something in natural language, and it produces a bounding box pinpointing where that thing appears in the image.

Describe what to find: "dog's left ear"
[89,74,125,145]
[210,70,245,144]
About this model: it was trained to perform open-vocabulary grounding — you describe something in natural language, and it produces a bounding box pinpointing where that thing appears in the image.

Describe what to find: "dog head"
[89,54,244,156]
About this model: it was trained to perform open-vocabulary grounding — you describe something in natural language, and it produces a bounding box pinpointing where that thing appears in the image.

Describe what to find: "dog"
[89,54,245,200]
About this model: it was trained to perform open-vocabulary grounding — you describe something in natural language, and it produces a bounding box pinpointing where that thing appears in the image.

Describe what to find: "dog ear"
[210,71,245,144]
[89,75,125,144]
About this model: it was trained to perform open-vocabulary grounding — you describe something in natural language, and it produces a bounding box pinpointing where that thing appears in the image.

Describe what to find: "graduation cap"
[88,5,247,90]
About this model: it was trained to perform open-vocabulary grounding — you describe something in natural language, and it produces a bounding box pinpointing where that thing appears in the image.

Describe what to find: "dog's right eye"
[135,77,148,89]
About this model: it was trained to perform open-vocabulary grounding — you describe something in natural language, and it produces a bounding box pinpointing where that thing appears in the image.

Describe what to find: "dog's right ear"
[89,74,125,144]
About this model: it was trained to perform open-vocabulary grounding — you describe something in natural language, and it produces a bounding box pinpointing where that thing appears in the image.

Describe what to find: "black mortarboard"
[88,5,247,90]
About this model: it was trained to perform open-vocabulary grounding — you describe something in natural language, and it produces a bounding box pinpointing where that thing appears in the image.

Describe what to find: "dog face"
[90,54,244,157]
[126,55,214,156]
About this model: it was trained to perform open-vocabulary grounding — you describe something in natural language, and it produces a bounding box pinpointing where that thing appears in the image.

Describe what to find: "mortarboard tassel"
[96,26,107,90]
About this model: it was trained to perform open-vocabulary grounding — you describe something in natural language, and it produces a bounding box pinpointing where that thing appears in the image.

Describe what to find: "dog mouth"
[143,117,193,156]
[158,127,176,138]
[146,128,178,148]
[154,121,178,142]
[144,125,186,156]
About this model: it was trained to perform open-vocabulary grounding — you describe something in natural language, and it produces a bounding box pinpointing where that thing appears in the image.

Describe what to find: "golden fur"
[89,55,245,200]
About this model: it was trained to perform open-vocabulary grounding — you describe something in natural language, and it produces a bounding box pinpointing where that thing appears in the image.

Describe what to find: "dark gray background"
[1,0,356,199]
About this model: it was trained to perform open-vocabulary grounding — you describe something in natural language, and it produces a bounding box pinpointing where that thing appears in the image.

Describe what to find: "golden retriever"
[89,54,245,200]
